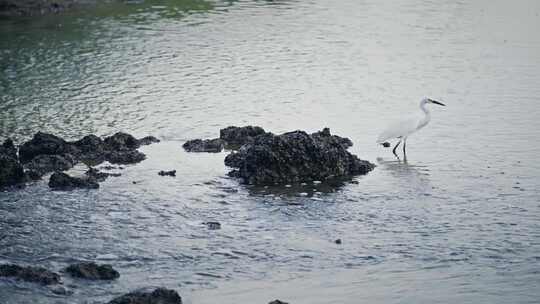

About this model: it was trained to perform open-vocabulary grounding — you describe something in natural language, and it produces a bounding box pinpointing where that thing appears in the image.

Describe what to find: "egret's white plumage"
[377,97,445,157]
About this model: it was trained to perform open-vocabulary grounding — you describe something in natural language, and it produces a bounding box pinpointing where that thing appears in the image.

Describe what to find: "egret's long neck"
[418,102,431,129]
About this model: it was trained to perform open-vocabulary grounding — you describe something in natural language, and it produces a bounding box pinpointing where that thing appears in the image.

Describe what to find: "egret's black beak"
[429,99,446,106]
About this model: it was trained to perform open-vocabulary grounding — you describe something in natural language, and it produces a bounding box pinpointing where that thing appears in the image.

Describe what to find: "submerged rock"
[65,262,119,280]
[182,138,225,153]
[0,154,25,187]
[158,170,176,177]
[225,128,374,185]
[269,300,289,304]
[0,264,60,285]
[107,287,182,304]
[49,172,99,190]
[204,221,221,230]
[219,125,267,146]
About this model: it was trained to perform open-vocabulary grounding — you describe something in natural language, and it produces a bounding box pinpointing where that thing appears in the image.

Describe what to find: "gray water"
[1,0,540,303]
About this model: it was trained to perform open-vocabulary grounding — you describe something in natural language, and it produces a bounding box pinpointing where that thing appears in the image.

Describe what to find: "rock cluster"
[0,264,61,285]
[0,132,159,189]
[224,127,374,185]
[184,126,374,185]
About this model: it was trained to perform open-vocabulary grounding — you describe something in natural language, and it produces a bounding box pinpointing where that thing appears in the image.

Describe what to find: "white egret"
[377,97,446,158]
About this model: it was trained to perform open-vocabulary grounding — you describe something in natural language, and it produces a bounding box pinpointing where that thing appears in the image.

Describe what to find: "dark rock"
[65,262,119,280]
[335,239,342,244]
[204,221,221,230]
[382,142,391,148]
[85,167,121,182]
[71,134,107,164]
[183,138,225,153]
[25,154,75,177]
[0,264,60,285]
[104,132,140,150]
[106,150,146,165]
[269,300,289,304]
[107,287,182,304]
[312,127,353,149]
[138,136,160,146]
[49,172,99,190]
[225,128,375,185]
[24,169,42,181]
[158,170,176,177]
[219,125,267,146]
[223,151,243,168]
[18,132,76,163]
[0,154,25,187]
[0,138,17,160]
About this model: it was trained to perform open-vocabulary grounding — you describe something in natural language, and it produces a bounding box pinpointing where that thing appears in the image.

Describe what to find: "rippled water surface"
[1,0,540,303]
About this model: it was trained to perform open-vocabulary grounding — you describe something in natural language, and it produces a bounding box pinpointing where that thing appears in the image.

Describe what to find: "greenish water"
[1,1,540,303]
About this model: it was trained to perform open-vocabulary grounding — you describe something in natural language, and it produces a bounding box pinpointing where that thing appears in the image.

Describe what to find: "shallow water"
[1,0,540,303]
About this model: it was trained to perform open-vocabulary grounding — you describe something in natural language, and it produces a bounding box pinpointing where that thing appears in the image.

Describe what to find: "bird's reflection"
[376,157,432,195]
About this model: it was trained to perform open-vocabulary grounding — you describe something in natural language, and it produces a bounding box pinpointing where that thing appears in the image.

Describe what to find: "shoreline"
[0,0,95,17]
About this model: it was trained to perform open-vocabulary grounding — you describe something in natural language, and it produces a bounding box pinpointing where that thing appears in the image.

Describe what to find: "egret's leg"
[392,140,401,156]
[403,138,407,161]
[403,138,407,154]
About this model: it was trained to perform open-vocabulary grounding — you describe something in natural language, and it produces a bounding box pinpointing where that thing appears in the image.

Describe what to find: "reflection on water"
[2,0,540,303]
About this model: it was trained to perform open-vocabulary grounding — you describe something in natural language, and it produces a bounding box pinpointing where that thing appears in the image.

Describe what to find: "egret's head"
[422,97,446,106]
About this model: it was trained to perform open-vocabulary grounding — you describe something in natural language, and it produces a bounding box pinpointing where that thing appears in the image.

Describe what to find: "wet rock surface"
[107,287,182,304]
[224,128,374,185]
[182,138,225,153]
[49,172,99,190]
[65,262,119,280]
[0,264,60,285]
[219,125,267,146]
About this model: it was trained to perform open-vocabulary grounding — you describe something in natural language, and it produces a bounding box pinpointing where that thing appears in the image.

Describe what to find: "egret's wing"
[376,118,418,143]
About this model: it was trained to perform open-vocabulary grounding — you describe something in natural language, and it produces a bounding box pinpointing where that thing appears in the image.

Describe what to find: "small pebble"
[335,239,342,244]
